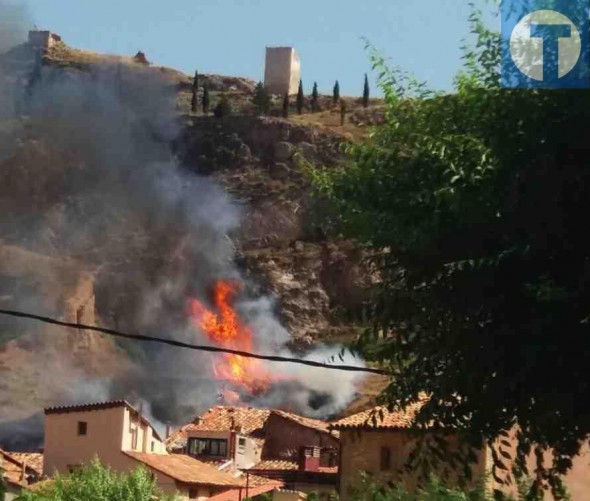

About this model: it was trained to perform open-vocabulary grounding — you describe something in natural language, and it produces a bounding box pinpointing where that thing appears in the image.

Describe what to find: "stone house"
[167,406,339,493]
[43,400,249,500]
[330,398,590,501]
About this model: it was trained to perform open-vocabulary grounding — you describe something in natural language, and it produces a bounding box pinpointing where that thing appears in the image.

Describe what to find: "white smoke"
[0,17,365,450]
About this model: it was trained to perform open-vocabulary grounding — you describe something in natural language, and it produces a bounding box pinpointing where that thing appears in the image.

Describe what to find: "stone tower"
[264,47,301,95]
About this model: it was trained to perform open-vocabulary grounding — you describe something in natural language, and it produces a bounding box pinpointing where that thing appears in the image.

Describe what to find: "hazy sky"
[25,0,498,96]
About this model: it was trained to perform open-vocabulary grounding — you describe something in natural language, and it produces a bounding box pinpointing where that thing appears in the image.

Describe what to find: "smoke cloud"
[0,18,365,450]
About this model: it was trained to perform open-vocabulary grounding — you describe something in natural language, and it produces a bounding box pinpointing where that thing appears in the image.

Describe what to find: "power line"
[0,309,388,376]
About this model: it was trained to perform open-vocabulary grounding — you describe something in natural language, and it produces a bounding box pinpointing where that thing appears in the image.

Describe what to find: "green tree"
[252,82,271,116]
[202,84,210,114]
[296,79,304,115]
[349,474,494,501]
[282,93,290,118]
[214,95,232,118]
[191,70,199,114]
[312,7,590,498]
[333,80,340,104]
[311,82,319,112]
[18,459,178,501]
[362,73,370,107]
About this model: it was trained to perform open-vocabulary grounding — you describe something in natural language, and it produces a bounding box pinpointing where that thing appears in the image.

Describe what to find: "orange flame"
[187,281,271,395]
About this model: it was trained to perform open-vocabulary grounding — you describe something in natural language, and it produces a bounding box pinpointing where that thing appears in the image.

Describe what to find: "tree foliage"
[333,80,340,104]
[252,82,271,116]
[297,79,304,114]
[311,82,319,112]
[214,94,231,118]
[202,84,210,114]
[362,73,370,107]
[350,474,493,501]
[311,4,590,497]
[191,70,199,113]
[17,460,178,501]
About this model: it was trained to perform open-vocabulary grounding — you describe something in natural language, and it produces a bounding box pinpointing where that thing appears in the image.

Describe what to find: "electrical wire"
[0,308,388,376]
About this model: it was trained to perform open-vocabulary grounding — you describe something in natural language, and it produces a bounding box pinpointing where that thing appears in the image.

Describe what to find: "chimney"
[165,423,172,439]
[20,460,26,482]
[298,446,320,472]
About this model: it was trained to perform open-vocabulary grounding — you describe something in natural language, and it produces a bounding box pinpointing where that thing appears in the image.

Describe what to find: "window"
[189,488,199,499]
[151,441,155,452]
[188,438,228,457]
[380,446,391,471]
[77,421,87,436]
[238,437,246,447]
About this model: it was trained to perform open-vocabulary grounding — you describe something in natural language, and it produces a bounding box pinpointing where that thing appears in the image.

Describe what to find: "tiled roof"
[250,460,337,473]
[0,449,42,487]
[165,406,338,450]
[123,451,244,487]
[252,459,299,471]
[207,481,283,501]
[8,453,44,476]
[243,473,284,487]
[270,410,339,438]
[45,400,129,414]
[329,395,430,430]
[45,400,163,441]
[166,406,271,449]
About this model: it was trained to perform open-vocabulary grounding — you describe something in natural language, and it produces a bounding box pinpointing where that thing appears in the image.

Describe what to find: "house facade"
[331,400,590,501]
[167,406,339,495]
[42,401,248,500]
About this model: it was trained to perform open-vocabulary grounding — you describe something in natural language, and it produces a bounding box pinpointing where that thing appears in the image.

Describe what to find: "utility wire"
[0,309,388,376]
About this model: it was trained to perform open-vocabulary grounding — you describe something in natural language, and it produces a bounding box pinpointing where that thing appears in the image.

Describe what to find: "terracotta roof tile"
[166,406,271,449]
[250,460,338,474]
[166,406,338,450]
[0,449,42,487]
[251,459,298,471]
[207,481,283,501]
[8,453,44,476]
[270,411,339,438]
[329,395,430,430]
[123,451,244,487]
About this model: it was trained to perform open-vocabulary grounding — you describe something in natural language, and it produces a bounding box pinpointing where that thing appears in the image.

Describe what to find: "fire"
[187,281,271,395]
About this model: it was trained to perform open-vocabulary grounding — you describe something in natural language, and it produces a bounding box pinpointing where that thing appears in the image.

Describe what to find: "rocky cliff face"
[178,116,375,344]
[0,40,377,427]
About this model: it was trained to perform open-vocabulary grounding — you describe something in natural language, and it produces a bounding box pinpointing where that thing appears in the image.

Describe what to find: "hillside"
[0,37,386,431]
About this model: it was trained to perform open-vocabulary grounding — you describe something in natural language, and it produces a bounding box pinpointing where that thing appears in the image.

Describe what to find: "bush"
[17,459,179,501]
[252,82,271,115]
[214,95,232,118]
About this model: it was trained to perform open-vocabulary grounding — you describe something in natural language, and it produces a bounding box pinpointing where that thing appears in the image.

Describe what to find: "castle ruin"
[264,47,301,95]
[28,30,62,49]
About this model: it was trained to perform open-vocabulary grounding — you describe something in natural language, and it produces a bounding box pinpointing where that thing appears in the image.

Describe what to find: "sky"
[23,0,499,96]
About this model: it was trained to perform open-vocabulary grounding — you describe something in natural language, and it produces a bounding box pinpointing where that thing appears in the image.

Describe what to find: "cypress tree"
[191,70,199,114]
[252,82,271,115]
[282,93,289,118]
[333,80,340,104]
[296,79,304,115]
[363,73,370,108]
[202,84,210,114]
[311,82,319,112]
